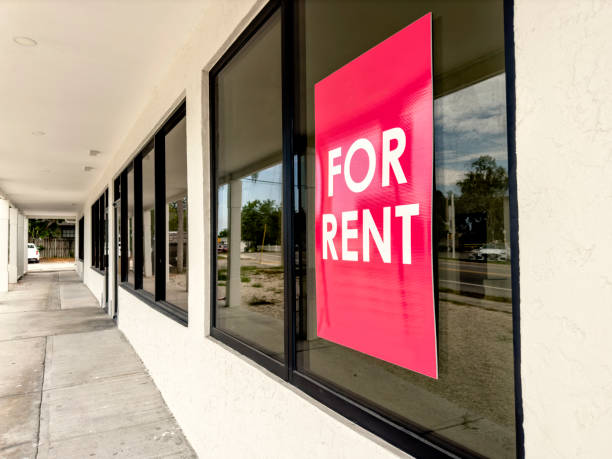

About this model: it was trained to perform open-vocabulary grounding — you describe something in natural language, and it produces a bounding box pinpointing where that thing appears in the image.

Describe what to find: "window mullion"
[281,0,296,379]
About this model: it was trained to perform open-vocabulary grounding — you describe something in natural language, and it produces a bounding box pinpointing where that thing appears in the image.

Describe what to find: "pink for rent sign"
[314,13,437,378]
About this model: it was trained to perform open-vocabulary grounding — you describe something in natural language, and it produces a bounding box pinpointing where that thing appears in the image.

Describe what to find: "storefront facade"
[76,0,612,457]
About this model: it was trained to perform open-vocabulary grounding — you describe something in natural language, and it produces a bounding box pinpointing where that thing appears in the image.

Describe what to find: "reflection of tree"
[168,197,188,232]
[218,228,228,238]
[241,199,281,249]
[455,155,508,242]
[434,189,448,248]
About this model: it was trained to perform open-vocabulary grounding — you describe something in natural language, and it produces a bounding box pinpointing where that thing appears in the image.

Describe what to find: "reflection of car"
[217,242,228,253]
[469,242,508,261]
[28,243,40,263]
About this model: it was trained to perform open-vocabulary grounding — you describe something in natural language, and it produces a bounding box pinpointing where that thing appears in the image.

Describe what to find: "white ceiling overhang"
[0,0,209,215]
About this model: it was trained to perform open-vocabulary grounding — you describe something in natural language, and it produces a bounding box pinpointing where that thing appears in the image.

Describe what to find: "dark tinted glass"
[127,168,135,286]
[165,117,188,311]
[214,9,284,361]
[295,1,515,457]
[78,217,84,261]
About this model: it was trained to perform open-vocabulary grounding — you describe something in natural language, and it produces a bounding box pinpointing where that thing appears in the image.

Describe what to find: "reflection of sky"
[217,74,507,230]
[434,73,508,195]
[217,164,282,232]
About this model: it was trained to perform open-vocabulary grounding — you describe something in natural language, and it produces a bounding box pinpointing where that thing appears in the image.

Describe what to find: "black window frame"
[78,217,84,261]
[116,100,188,327]
[209,1,523,458]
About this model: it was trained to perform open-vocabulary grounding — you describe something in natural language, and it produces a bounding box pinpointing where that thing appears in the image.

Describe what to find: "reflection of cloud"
[435,167,466,191]
[438,150,506,166]
[434,74,507,155]
[433,74,508,193]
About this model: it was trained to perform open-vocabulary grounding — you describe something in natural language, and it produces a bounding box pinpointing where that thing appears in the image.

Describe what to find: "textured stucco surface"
[515,0,612,457]
[79,0,612,456]
[81,0,407,457]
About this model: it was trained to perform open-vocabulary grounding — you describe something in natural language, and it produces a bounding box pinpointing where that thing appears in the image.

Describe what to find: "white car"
[472,242,508,261]
[28,243,40,263]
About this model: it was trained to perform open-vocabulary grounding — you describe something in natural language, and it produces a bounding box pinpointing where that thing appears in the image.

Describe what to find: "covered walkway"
[0,269,195,458]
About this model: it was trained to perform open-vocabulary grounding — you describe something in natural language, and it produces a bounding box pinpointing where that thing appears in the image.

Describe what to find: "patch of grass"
[217,282,226,287]
[241,266,259,274]
[217,273,227,281]
[241,276,251,283]
[247,296,273,306]
[252,282,263,288]
[240,265,284,276]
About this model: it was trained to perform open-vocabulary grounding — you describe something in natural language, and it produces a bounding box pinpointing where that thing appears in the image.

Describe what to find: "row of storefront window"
[90,190,108,270]
[111,103,189,321]
[85,1,518,457]
[211,1,517,458]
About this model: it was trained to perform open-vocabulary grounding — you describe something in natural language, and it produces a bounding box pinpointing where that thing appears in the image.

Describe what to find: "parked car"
[469,242,508,261]
[28,243,40,263]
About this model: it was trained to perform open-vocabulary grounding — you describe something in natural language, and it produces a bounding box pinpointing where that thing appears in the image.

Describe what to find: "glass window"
[165,117,188,311]
[294,1,514,457]
[127,168,135,286]
[213,9,284,361]
[142,148,155,296]
[91,200,98,267]
[78,217,84,261]
[115,177,122,283]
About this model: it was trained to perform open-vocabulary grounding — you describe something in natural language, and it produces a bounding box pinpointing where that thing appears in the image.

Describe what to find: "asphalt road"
[236,252,512,300]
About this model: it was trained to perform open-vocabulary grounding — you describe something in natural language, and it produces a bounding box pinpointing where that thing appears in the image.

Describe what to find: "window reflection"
[142,149,155,296]
[216,165,284,359]
[166,117,188,311]
[127,168,135,286]
[214,9,284,360]
[295,1,514,457]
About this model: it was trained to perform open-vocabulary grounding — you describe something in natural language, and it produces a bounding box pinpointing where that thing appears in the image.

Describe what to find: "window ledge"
[90,266,106,276]
[119,283,188,327]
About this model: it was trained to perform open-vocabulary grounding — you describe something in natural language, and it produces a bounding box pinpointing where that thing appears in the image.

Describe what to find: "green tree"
[29,219,62,239]
[241,199,281,249]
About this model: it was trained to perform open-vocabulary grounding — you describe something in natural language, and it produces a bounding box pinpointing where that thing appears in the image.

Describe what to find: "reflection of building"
[1,1,610,458]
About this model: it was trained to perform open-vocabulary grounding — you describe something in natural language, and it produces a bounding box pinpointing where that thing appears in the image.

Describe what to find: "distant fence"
[29,238,74,259]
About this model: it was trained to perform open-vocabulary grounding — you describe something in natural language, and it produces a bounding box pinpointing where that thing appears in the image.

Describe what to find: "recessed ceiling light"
[89,149,101,157]
[14,36,37,47]
[32,131,45,136]
[83,166,95,172]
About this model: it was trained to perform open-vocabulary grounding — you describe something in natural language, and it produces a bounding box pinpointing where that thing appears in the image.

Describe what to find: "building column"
[0,199,9,293]
[8,207,18,284]
[23,217,28,275]
[143,209,153,278]
[227,179,242,307]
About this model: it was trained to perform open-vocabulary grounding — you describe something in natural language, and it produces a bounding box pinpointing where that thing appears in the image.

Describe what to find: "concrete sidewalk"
[0,271,196,458]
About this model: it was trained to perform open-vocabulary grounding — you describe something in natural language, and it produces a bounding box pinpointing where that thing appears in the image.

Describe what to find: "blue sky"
[434,73,508,194]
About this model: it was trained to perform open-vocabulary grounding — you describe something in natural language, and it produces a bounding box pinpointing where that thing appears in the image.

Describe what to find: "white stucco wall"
[516,0,612,457]
[79,1,405,457]
[87,268,105,307]
[77,0,612,457]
